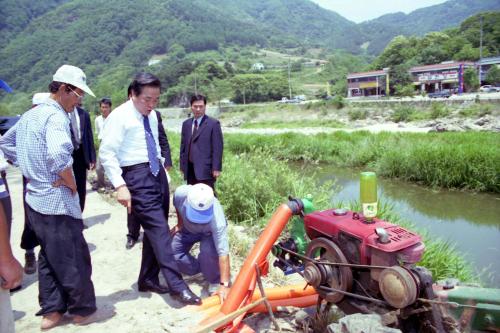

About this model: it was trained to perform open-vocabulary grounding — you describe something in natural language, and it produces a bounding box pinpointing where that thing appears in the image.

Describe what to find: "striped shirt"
[0,98,81,219]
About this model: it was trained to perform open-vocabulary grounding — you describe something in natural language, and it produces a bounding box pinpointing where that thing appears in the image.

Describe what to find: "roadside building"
[409,61,474,94]
[477,56,500,83]
[347,68,389,97]
[251,62,265,71]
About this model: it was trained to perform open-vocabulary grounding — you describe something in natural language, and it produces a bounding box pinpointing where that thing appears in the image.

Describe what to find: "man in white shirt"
[99,72,200,305]
[94,97,112,189]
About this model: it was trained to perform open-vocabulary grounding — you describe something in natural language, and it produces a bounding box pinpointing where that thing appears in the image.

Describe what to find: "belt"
[121,162,149,172]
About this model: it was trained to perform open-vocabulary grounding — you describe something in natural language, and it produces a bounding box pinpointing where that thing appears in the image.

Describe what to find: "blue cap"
[185,201,214,224]
[185,183,215,224]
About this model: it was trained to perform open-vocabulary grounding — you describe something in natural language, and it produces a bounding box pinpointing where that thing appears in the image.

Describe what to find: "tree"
[463,68,480,92]
[485,66,500,85]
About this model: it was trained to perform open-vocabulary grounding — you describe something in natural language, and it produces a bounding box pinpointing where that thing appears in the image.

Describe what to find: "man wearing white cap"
[171,183,231,300]
[0,65,97,329]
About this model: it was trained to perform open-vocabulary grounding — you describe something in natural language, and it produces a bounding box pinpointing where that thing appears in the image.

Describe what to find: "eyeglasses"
[67,86,84,99]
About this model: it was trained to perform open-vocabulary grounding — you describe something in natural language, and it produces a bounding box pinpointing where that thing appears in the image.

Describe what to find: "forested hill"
[360,0,500,54]
[0,0,69,49]
[0,0,364,93]
[0,0,498,95]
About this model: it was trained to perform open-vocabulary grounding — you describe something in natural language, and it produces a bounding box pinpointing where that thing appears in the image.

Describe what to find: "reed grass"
[224,131,500,192]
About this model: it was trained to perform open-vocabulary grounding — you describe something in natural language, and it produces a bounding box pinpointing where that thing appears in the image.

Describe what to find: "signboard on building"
[417,71,458,82]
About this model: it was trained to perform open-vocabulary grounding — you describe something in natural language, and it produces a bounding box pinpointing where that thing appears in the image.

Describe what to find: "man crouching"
[171,184,230,300]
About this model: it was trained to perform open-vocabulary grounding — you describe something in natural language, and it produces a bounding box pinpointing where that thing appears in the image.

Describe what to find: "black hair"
[127,84,132,98]
[48,81,77,94]
[129,72,161,97]
[99,97,112,107]
[190,94,207,106]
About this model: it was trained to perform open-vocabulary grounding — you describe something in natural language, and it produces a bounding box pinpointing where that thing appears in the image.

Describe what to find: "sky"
[310,0,448,23]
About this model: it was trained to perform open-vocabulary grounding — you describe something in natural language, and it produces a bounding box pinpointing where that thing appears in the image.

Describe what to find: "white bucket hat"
[53,65,95,97]
[185,184,215,224]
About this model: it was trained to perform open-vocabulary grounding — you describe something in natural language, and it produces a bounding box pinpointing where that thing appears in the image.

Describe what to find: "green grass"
[225,131,500,193]
[241,119,344,129]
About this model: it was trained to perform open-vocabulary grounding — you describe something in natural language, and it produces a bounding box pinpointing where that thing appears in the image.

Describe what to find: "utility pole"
[288,57,292,99]
[194,71,198,95]
[478,15,483,85]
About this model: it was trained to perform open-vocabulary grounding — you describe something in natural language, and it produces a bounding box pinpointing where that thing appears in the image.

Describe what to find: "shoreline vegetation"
[167,131,483,285]
[224,131,500,193]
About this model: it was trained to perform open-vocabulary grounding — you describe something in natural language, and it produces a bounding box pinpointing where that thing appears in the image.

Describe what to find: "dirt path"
[7,167,216,333]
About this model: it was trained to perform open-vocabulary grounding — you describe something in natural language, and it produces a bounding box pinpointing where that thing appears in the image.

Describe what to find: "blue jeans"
[171,229,220,284]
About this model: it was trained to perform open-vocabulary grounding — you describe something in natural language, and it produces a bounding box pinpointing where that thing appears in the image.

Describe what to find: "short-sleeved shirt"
[173,185,229,256]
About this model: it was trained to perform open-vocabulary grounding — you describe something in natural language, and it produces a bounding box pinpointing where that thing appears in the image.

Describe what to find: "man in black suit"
[70,103,96,212]
[180,94,223,191]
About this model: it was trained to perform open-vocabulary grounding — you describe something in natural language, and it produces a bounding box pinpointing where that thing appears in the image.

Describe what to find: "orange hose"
[198,204,294,332]
[249,295,318,313]
[195,284,316,311]
[220,204,293,315]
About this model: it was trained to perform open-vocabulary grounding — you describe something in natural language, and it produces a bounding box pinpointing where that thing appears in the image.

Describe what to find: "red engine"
[304,208,425,278]
[271,202,451,332]
[298,208,432,313]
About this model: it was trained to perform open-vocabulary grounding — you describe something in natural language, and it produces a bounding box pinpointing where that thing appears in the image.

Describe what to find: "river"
[307,165,500,287]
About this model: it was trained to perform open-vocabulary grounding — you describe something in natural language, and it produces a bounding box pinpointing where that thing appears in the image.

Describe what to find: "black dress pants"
[21,176,39,250]
[72,147,87,212]
[122,164,186,292]
[187,161,216,192]
[26,205,96,316]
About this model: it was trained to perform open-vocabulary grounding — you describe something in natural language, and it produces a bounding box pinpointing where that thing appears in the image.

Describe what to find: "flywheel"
[304,237,353,303]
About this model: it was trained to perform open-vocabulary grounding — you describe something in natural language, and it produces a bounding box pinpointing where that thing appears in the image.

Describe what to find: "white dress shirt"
[95,115,104,140]
[99,100,163,188]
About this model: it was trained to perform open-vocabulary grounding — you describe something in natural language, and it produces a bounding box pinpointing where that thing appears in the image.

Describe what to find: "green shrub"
[391,105,416,122]
[327,95,345,109]
[218,149,335,226]
[348,109,368,121]
[430,102,450,119]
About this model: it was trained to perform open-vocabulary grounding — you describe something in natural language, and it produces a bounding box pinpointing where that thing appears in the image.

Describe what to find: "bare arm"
[213,255,230,301]
[0,204,22,289]
[53,166,77,195]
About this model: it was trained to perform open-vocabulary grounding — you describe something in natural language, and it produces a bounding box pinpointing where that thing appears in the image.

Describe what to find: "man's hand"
[212,170,221,178]
[116,185,132,214]
[0,256,23,290]
[52,178,77,195]
[89,162,96,170]
[212,285,229,304]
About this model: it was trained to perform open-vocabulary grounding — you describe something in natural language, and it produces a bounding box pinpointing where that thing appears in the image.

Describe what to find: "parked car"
[428,89,451,98]
[479,85,495,92]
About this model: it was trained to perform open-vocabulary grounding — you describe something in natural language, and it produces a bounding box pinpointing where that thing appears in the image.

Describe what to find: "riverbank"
[223,131,500,193]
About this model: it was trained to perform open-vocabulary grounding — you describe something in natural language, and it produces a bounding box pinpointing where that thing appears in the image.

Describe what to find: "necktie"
[192,118,199,135]
[189,119,199,162]
[69,111,80,149]
[143,115,160,176]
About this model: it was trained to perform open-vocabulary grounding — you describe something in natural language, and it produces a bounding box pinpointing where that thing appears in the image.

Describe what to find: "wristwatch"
[220,281,230,287]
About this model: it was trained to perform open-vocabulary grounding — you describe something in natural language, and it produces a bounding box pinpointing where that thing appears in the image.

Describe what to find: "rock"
[430,122,464,132]
[294,309,310,326]
[327,313,402,333]
[474,116,491,126]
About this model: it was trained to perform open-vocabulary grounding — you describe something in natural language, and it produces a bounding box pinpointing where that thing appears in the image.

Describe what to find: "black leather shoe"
[171,288,201,305]
[138,283,170,294]
[125,237,137,250]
